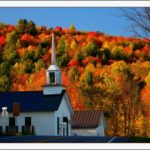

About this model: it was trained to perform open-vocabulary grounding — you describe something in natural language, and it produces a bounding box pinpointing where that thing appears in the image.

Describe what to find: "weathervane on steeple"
[51,32,57,65]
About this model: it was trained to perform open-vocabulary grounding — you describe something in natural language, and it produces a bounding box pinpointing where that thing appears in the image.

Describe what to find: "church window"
[25,117,31,126]
[9,117,15,126]
[49,72,55,84]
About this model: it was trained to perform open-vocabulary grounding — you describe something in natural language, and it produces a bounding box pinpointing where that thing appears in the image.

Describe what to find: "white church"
[0,33,74,136]
[0,33,107,137]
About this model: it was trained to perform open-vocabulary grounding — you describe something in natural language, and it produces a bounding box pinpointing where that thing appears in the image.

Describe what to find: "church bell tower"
[43,33,63,95]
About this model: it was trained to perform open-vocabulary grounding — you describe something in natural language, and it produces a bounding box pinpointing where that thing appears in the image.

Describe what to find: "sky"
[0,8,133,37]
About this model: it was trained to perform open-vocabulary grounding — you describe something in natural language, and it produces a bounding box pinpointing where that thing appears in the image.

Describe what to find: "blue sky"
[0,8,133,37]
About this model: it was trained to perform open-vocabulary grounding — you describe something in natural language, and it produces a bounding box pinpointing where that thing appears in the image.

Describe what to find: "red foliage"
[7,25,15,32]
[142,38,150,43]
[68,60,79,67]
[87,32,99,37]
[42,53,51,65]
[117,36,125,43]
[83,56,101,65]
[21,33,32,41]
[108,59,116,65]
[141,46,150,55]
[67,37,72,44]
[0,36,6,46]
[54,26,63,32]
[20,74,28,84]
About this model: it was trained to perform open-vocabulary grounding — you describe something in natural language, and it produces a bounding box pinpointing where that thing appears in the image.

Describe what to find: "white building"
[0,33,74,136]
[71,110,107,136]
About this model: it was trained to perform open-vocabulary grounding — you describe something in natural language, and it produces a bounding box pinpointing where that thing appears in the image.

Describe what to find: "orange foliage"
[26,69,46,91]
[62,70,84,110]
[17,48,27,56]
[27,45,36,51]
[2,22,150,113]
[141,88,150,119]
[123,46,132,55]
[75,35,85,43]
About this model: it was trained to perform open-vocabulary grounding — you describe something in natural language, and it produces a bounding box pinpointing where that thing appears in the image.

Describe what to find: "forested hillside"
[0,19,150,137]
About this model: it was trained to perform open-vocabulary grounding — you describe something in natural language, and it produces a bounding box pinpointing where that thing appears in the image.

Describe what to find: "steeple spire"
[43,32,62,95]
[51,32,57,65]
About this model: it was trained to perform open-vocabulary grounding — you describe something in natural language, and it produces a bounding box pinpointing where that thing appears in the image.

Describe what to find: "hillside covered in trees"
[0,19,150,137]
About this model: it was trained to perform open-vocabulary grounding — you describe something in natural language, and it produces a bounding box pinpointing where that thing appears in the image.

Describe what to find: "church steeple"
[45,33,61,86]
[51,32,56,65]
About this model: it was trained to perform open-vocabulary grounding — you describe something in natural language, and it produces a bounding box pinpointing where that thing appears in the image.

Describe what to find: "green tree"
[101,48,110,64]
[74,50,84,65]
[84,71,93,86]
[57,37,66,54]
[83,41,100,57]
[110,46,125,60]
[16,19,28,34]
[35,44,47,59]
[68,67,80,82]
[16,19,37,35]
[22,50,38,62]
[16,39,22,49]
[3,31,18,64]
[23,60,34,74]
[57,37,70,67]
[0,75,10,91]
[27,20,38,35]
[0,62,11,76]
[0,22,6,28]
[35,59,45,71]
[57,53,70,68]
[69,24,76,35]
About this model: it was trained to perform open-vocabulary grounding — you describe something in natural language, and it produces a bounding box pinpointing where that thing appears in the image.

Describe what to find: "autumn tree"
[111,61,142,136]
[78,64,105,109]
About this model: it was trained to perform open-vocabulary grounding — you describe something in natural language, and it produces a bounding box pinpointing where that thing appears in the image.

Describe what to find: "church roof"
[71,110,102,129]
[47,64,60,71]
[0,90,66,112]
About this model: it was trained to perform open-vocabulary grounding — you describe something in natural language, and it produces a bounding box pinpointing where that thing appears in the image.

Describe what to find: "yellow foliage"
[85,63,95,72]
[70,40,77,49]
